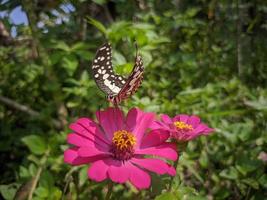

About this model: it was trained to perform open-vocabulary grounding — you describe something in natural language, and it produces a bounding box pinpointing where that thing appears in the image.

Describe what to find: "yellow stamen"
[112,130,136,150]
[174,121,193,130]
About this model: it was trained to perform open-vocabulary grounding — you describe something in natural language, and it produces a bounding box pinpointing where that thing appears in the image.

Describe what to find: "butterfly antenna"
[134,39,138,58]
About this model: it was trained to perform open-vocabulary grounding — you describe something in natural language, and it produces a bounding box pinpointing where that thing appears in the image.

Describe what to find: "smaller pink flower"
[151,114,214,141]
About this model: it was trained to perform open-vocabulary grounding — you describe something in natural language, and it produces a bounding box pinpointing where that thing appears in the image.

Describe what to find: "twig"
[61,166,81,200]
[0,95,62,129]
[103,5,114,23]
[245,186,251,200]
[0,96,39,116]
[28,150,50,200]
[236,0,243,77]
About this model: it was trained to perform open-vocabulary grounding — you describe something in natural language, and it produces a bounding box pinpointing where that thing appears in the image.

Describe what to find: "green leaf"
[155,193,177,200]
[39,171,55,190]
[29,163,37,176]
[21,135,47,155]
[199,150,209,168]
[241,178,259,189]
[0,184,19,200]
[150,174,168,196]
[244,97,267,110]
[50,187,62,200]
[236,157,262,176]
[75,50,93,61]
[87,17,107,35]
[70,42,87,51]
[259,174,267,188]
[92,0,107,5]
[52,41,70,51]
[115,63,133,75]
[50,51,64,65]
[113,51,127,65]
[62,55,78,76]
[219,167,239,180]
[19,166,30,178]
[35,187,49,198]
[78,166,88,187]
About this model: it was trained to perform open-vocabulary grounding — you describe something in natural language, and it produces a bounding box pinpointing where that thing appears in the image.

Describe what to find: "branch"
[103,5,114,23]
[236,0,243,77]
[0,21,13,45]
[28,150,50,200]
[0,95,62,129]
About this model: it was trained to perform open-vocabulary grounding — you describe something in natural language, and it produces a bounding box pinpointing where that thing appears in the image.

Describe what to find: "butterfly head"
[106,95,114,102]
[106,95,122,106]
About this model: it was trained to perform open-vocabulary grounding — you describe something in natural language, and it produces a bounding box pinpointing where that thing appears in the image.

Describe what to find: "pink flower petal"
[96,107,124,141]
[127,109,155,148]
[76,118,110,145]
[149,120,169,130]
[107,160,129,183]
[125,108,144,132]
[78,146,110,157]
[77,118,107,138]
[76,118,98,134]
[69,122,109,148]
[64,148,95,165]
[69,123,89,138]
[128,162,151,189]
[167,164,176,176]
[67,133,109,152]
[131,158,173,175]
[88,159,109,182]
[204,127,214,134]
[135,143,178,161]
[185,124,213,140]
[140,129,169,149]
[173,114,189,123]
[187,115,200,128]
[67,133,93,147]
[194,124,209,134]
[161,114,172,124]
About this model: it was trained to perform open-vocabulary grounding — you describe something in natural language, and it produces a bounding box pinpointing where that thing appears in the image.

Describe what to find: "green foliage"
[0,0,267,199]
[21,135,47,155]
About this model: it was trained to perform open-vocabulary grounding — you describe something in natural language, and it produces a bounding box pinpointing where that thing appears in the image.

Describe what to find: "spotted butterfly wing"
[92,43,144,105]
[115,55,144,104]
[92,43,127,96]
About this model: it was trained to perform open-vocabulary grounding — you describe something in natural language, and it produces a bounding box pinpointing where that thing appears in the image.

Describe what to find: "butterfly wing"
[92,43,127,96]
[117,55,144,102]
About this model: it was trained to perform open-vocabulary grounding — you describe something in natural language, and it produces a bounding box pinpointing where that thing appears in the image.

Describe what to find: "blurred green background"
[0,0,267,199]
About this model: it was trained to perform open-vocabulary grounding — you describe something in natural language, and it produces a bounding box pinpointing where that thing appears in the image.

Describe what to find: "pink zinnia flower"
[151,114,214,141]
[64,107,177,189]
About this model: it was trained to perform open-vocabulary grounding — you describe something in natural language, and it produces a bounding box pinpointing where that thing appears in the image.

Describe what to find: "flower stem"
[105,181,113,200]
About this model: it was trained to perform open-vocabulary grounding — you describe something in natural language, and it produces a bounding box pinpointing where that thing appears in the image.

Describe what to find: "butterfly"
[91,43,144,106]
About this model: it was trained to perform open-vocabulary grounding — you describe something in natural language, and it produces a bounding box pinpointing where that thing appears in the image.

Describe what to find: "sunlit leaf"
[21,135,47,155]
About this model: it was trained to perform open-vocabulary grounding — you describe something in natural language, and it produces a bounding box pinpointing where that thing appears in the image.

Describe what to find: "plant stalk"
[105,181,113,200]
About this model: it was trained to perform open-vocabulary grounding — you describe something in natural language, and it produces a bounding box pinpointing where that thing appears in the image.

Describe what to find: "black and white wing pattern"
[92,42,144,105]
[116,55,144,103]
[92,43,127,96]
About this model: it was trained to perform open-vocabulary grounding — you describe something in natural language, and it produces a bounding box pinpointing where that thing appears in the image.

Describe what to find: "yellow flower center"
[112,130,136,150]
[174,121,193,131]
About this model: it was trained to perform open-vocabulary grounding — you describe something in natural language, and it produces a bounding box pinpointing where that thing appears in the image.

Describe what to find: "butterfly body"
[92,43,144,105]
